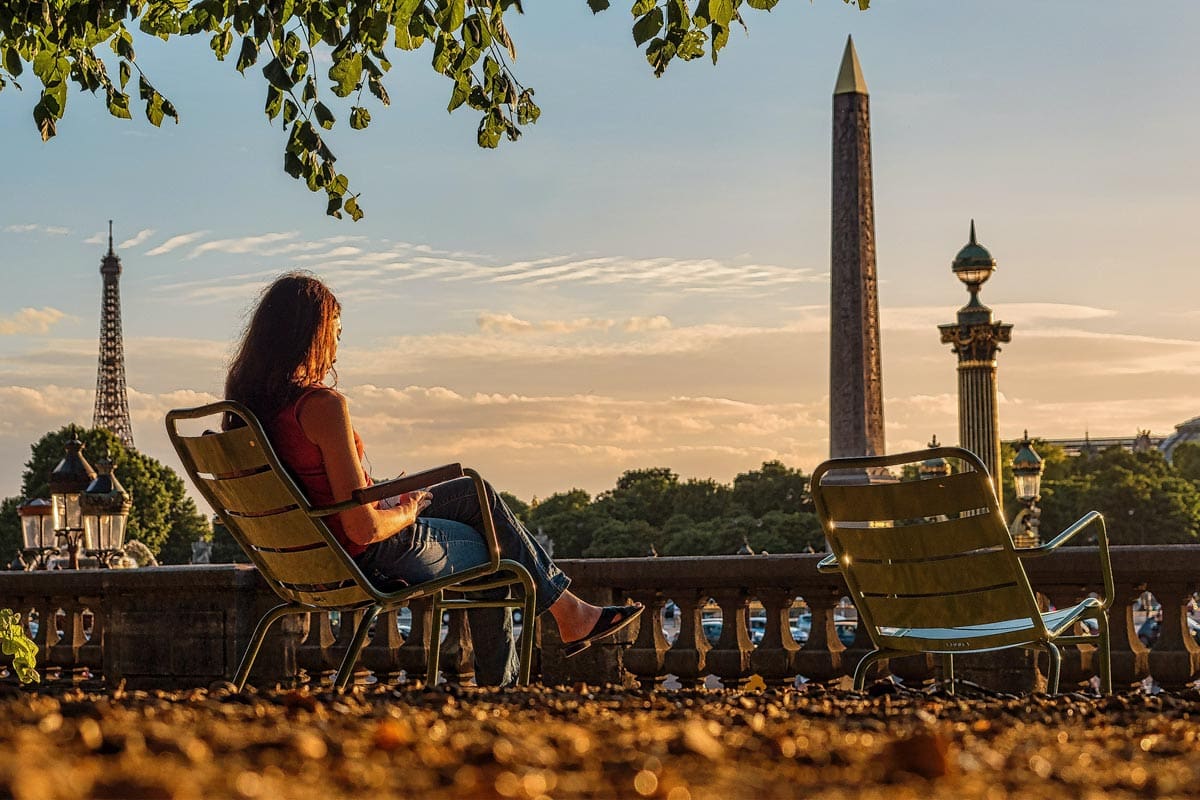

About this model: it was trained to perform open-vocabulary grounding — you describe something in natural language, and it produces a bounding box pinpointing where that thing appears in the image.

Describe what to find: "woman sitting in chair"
[224,271,642,686]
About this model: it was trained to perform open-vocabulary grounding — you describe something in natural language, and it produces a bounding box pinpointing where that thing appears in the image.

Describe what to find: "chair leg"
[426,591,444,687]
[1094,612,1112,695]
[516,569,537,687]
[940,653,955,695]
[333,605,382,693]
[1043,643,1062,695]
[852,650,889,691]
[234,603,302,692]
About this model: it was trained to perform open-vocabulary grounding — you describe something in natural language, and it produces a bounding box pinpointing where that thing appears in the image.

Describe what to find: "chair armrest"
[1017,510,1113,610]
[816,553,841,574]
[308,463,464,516]
[352,463,465,504]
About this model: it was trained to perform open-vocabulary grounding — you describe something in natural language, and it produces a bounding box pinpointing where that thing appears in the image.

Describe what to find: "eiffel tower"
[93,221,135,449]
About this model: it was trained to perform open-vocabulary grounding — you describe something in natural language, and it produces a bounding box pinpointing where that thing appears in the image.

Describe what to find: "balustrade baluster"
[792,586,848,684]
[751,589,799,687]
[1146,581,1200,691]
[438,609,474,685]
[297,611,338,686]
[1109,581,1149,689]
[663,591,709,688]
[394,598,434,684]
[79,598,103,681]
[48,599,87,682]
[360,608,405,686]
[624,590,669,688]
[706,589,754,688]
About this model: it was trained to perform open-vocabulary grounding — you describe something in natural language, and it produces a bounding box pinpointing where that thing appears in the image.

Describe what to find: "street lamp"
[1010,431,1044,548]
[17,498,57,569]
[919,435,951,479]
[48,427,97,570]
[81,448,132,567]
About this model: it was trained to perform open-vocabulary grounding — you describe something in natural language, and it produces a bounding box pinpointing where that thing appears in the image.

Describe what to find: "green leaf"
[709,0,734,26]
[745,0,778,8]
[645,37,676,77]
[349,106,371,129]
[302,76,317,104]
[328,52,362,97]
[3,46,21,78]
[588,0,611,12]
[678,29,706,60]
[265,85,283,120]
[447,79,469,112]
[283,98,298,124]
[631,0,657,16]
[262,57,294,90]
[33,97,57,141]
[345,196,363,222]
[632,8,664,46]
[236,36,258,73]
[118,59,131,89]
[106,87,132,119]
[313,101,335,129]
[210,28,234,61]
[434,0,466,32]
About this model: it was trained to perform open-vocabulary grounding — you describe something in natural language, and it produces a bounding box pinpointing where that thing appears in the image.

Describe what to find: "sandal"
[562,603,645,658]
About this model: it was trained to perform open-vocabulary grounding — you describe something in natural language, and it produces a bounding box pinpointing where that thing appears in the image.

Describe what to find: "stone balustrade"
[1,547,1197,692]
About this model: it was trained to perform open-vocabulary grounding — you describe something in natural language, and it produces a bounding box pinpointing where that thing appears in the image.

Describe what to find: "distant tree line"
[1014,441,1200,546]
[510,461,825,558]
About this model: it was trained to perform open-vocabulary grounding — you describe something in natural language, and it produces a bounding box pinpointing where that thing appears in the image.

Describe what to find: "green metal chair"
[166,400,537,692]
[811,447,1112,695]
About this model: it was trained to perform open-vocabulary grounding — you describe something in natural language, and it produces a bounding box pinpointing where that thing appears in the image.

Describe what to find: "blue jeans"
[354,476,570,686]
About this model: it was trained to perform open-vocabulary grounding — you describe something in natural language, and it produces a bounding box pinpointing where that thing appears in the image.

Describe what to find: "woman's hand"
[391,490,433,517]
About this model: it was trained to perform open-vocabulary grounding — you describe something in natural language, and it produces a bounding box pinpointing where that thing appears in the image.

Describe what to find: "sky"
[0,1,1198,505]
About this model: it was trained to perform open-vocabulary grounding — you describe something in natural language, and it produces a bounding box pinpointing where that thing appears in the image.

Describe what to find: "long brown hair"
[224,272,341,429]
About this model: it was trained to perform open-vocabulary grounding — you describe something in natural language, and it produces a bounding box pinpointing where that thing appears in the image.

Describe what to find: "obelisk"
[829,36,885,460]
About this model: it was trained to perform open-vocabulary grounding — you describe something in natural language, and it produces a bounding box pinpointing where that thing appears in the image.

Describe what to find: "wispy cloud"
[188,232,298,259]
[118,228,156,249]
[146,231,209,256]
[4,224,69,236]
[0,307,68,335]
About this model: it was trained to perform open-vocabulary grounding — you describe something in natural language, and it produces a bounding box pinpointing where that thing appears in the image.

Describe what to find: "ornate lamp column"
[48,428,97,570]
[1009,432,1044,548]
[939,221,1012,503]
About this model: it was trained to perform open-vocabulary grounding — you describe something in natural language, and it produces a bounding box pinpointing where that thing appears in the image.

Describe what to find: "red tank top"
[269,387,370,557]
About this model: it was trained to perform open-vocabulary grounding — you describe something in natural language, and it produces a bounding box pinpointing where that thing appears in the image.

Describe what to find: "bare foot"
[549,592,602,642]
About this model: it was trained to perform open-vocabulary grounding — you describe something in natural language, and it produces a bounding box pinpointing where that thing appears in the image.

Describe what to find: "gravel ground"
[1,682,1198,800]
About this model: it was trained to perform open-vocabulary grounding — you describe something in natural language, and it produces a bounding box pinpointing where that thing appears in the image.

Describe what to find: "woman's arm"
[296,388,429,545]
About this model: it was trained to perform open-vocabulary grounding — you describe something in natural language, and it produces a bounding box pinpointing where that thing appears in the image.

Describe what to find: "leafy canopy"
[0,0,868,219]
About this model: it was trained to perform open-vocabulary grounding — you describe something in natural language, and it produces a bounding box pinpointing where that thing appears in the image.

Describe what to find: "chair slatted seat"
[167,400,536,691]
[812,447,1113,694]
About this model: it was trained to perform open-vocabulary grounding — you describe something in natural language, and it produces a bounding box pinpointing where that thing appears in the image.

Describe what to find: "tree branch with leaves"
[0,0,868,218]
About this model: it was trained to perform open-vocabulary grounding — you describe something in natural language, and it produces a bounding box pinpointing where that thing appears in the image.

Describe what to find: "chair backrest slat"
[819,471,992,522]
[226,508,329,551]
[202,470,301,516]
[827,513,1004,560]
[863,584,1032,630]
[177,427,269,477]
[845,548,1013,596]
[251,545,357,586]
[287,584,373,609]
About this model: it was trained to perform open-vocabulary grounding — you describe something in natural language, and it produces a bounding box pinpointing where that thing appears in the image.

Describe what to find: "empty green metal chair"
[166,400,536,691]
[811,447,1112,694]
